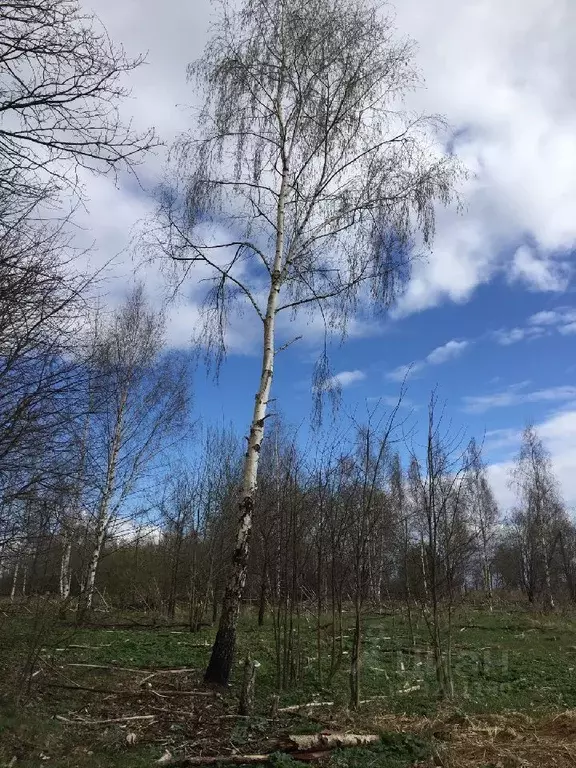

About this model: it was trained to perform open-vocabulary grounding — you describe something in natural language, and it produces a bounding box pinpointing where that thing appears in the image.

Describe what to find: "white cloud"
[528,310,564,326]
[394,214,493,316]
[390,0,576,314]
[387,362,424,383]
[508,246,570,292]
[463,383,576,413]
[426,340,469,365]
[486,461,516,512]
[71,0,576,339]
[388,339,469,381]
[493,326,545,345]
[493,307,576,345]
[326,370,366,389]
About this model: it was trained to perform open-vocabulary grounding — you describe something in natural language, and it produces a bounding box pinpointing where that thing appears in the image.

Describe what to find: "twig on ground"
[277,701,334,713]
[56,714,156,725]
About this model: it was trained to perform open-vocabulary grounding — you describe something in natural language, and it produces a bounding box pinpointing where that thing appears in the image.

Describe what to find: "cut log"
[284,734,380,751]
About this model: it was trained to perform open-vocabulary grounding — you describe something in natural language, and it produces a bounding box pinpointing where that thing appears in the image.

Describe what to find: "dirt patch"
[366,710,576,767]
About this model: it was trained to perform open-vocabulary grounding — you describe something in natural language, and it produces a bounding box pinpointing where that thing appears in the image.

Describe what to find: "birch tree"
[76,288,188,621]
[157,0,461,684]
[465,439,499,610]
[510,426,565,611]
[408,394,472,699]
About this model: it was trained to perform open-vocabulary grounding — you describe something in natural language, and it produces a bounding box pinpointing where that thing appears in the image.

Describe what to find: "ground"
[1,603,576,767]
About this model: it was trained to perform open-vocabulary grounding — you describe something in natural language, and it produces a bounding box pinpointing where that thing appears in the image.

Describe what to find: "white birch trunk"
[542,535,555,611]
[10,560,19,602]
[60,538,72,600]
[205,118,289,684]
[77,395,125,621]
[82,524,106,611]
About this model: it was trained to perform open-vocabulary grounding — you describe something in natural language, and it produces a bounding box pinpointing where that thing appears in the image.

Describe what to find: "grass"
[2,603,576,766]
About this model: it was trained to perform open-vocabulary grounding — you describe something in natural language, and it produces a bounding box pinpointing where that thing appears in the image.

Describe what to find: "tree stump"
[239,656,258,715]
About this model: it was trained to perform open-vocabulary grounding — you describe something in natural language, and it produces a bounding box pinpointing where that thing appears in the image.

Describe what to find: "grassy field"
[2,604,576,767]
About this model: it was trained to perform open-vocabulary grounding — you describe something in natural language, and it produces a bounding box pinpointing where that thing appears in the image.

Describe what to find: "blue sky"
[75,0,576,510]
[189,271,576,509]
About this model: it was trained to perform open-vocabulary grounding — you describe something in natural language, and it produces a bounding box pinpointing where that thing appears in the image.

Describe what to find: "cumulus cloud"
[528,310,565,326]
[463,383,576,413]
[388,339,469,381]
[75,0,576,339]
[391,0,576,315]
[324,370,366,390]
[493,306,576,345]
[426,340,469,365]
[493,326,545,345]
[508,246,571,292]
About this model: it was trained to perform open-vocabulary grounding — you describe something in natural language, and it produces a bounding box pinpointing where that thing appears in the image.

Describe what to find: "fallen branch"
[55,644,112,651]
[277,701,334,713]
[139,669,197,685]
[63,663,148,672]
[63,664,197,675]
[158,754,270,766]
[43,683,213,697]
[56,714,155,725]
[359,695,388,704]
[158,735,380,766]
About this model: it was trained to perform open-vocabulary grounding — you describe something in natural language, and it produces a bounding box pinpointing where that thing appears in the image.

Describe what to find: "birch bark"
[204,114,289,684]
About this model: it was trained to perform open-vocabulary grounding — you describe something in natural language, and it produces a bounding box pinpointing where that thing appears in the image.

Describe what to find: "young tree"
[510,426,565,611]
[408,393,472,699]
[390,452,416,646]
[465,439,499,610]
[76,288,188,621]
[157,0,461,685]
[347,410,399,710]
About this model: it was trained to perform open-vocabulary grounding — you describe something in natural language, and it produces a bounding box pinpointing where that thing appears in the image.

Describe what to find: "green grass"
[2,604,576,766]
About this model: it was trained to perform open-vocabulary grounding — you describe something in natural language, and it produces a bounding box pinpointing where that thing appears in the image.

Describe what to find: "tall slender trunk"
[77,504,110,621]
[559,533,576,602]
[77,394,125,623]
[60,539,72,600]
[62,402,90,610]
[483,557,493,612]
[204,134,289,685]
[10,559,19,602]
[542,544,555,612]
[403,519,415,647]
[257,556,268,627]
